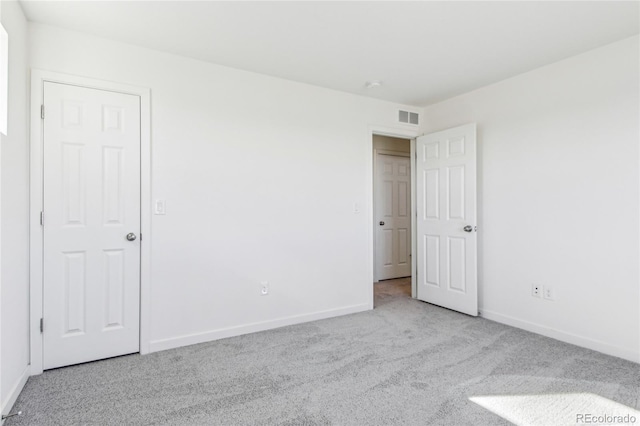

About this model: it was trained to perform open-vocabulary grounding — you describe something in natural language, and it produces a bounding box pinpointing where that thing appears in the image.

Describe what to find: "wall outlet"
[260,281,269,296]
[532,284,541,298]
[543,286,554,301]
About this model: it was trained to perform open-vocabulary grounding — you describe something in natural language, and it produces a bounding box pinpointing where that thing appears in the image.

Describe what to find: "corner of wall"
[1,0,32,417]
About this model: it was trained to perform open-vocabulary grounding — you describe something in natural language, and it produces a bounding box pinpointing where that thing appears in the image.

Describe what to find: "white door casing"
[376,153,412,280]
[43,82,141,369]
[416,123,478,316]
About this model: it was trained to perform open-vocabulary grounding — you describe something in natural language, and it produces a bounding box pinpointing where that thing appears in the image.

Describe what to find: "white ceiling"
[19,1,640,106]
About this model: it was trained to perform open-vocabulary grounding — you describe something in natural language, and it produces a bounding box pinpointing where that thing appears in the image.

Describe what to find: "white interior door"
[416,124,477,316]
[376,153,412,280]
[43,82,141,369]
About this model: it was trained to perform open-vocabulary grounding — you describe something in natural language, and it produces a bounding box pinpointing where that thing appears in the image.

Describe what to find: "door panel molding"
[416,123,478,316]
[30,70,152,375]
[42,82,140,369]
[375,152,412,281]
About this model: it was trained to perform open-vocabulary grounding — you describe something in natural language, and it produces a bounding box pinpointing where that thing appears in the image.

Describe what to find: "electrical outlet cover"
[531,284,541,297]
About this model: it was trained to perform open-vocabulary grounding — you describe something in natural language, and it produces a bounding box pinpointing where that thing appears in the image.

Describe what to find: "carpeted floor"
[7,278,640,425]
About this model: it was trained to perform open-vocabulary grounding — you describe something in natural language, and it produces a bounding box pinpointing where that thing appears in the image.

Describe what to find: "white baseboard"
[149,303,370,353]
[481,309,639,363]
[1,365,29,419]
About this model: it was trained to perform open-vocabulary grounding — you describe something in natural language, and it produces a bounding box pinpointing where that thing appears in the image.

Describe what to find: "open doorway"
[373,135,412,307]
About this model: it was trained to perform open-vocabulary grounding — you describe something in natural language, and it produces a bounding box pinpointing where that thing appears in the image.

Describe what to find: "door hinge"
[140,233,142,241]
[40,318,44,333]
[41,105,45,120]
[40,211,44,226]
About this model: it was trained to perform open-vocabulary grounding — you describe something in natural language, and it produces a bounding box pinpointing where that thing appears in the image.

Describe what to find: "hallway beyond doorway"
[374,277,411,307]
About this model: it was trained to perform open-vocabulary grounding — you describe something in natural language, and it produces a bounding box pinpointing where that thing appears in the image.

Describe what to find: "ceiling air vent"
[398,110,419,125]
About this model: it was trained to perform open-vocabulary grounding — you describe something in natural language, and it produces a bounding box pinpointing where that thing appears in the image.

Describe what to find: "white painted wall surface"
[1,0,30,413]
[29,24,419,352]
[422,36,640,362]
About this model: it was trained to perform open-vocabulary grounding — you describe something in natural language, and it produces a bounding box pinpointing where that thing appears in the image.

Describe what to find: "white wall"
[23,21,639,370]
[1,0,30,414]
[29,23,419,352]
[422,36,640,362]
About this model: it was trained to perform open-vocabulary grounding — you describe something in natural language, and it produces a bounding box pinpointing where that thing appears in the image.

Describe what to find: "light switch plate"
[154,199,166,215]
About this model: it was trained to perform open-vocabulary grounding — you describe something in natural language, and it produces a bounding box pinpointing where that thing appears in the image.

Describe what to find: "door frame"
[373,150,410,283]
[368,126,419,308]
[29,69,152,375]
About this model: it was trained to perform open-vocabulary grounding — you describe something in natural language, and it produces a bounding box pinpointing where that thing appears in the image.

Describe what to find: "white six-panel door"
[43,82,141,369]
[376,153,412,280]
[416,124,477,316]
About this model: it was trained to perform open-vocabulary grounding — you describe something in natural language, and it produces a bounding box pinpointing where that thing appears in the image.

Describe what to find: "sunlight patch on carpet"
[470,393,639,425]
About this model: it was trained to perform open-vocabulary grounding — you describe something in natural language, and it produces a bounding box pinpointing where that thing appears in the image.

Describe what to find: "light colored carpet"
[8,279,640,425]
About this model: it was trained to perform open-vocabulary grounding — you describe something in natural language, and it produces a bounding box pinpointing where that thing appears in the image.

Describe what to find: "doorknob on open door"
[463,225,474,233]
[126,233,137,241]
[379,221,385,226]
